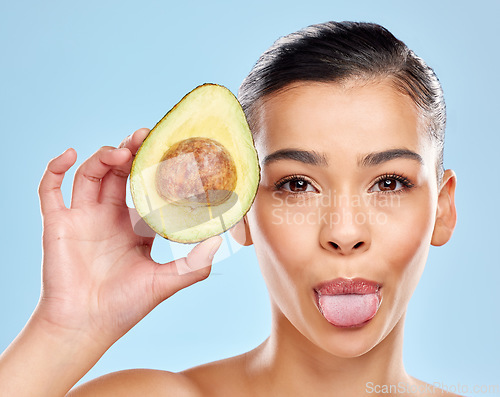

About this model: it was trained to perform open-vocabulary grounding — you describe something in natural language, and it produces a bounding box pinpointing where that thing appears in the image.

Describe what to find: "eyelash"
[273,173,415,194]
[273,174,317,194]
[371,173,415,194]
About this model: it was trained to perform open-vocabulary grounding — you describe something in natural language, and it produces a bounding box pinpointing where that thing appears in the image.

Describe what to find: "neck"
[248,303,413,396]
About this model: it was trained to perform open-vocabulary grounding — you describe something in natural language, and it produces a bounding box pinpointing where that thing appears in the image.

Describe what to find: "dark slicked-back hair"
[238,21,446,181]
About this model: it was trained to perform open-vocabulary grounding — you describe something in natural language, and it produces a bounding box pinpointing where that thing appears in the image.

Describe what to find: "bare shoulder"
[180,353,254,397]
[66,368,203,397]
[66,353,253,397]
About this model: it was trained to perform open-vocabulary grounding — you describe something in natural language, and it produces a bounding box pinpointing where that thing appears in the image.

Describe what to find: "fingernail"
[208,236,223,260]
[118,135,131,148]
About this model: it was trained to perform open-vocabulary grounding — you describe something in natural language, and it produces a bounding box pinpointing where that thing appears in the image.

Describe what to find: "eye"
[274,175,318,193]
[369,174,414,193]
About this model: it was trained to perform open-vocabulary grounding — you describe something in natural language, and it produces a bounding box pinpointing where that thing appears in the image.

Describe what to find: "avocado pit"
[155,137,237,206]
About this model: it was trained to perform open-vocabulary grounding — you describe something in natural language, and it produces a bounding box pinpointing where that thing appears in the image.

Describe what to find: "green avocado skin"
[130,83,260,244]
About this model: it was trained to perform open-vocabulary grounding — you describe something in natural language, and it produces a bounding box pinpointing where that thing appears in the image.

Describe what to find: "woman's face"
[245,80,442,358]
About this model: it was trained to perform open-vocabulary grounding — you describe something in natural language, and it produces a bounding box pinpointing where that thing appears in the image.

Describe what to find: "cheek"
[247,192,318,293]
[376,192,437,298]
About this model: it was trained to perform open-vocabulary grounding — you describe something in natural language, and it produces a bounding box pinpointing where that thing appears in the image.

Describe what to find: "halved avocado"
[130,83,260,244]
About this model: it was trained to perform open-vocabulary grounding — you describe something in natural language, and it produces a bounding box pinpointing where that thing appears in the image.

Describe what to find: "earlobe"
[229,215,253,246]
[431,169,457,247]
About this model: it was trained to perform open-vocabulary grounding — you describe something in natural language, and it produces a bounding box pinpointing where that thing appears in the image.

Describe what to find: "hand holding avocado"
[0,128,223,396]
[0,85,255,397]
[34,127,223,346]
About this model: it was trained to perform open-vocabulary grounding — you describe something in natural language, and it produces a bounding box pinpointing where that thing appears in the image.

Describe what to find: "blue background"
[1,0,499,394]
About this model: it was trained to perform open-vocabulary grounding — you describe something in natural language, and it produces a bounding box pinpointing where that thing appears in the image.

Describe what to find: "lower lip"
[316,292,382,328]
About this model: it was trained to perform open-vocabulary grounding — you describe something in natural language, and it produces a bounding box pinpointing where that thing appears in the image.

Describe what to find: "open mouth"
[313,277,382,328]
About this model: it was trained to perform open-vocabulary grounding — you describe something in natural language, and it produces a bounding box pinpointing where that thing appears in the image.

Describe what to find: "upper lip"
[314,277,382,296]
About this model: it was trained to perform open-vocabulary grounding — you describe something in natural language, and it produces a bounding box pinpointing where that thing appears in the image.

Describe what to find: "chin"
[317,323,384,358]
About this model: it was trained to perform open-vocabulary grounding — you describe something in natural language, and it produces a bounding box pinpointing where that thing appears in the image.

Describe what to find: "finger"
[118,128,150,154]
[38,148,77,215]
[151,236,223,303]
[71,146,131,208]
[99,128,150,205]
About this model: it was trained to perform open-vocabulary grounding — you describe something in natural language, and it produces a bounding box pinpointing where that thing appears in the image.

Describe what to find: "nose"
[319,196,371,255]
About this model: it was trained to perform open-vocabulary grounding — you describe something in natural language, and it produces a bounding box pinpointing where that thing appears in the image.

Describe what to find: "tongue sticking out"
[318,294,380,328]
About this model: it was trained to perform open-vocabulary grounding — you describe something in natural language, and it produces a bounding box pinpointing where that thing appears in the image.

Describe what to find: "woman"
[0,21,459,396]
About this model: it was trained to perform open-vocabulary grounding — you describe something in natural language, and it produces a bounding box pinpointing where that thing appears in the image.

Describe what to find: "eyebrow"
[359,148,423,167]
[262,147,423,168]
[262,149,328,167]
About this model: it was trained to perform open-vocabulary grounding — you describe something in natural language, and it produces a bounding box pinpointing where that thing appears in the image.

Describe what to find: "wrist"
[29,311,108,356]
[0,309,112,397]
[31,300,114,351]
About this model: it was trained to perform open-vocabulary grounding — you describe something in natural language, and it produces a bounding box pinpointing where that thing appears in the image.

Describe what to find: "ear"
[229,215,253,246]
[431,169,457,246]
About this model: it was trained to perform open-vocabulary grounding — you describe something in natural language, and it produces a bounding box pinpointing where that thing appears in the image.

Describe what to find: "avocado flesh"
[130,84,260,244]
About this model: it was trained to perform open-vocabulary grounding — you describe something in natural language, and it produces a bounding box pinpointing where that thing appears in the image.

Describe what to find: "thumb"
[176,235,223,276]
[152,236,223,302]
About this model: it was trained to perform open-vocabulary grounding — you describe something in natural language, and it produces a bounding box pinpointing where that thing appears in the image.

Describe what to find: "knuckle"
[82,173,102,183]
[74,163,101,183]
[111,168,129,179]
